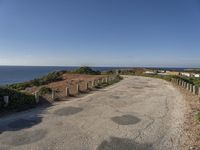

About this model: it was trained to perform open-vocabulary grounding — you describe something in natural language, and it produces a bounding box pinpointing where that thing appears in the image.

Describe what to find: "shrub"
[72,67,101,75]
[38,87,52,95]
[0,87,36,111]
[9,71,65,90]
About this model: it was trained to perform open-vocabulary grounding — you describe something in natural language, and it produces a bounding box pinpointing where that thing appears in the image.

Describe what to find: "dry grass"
[25,73,108,101]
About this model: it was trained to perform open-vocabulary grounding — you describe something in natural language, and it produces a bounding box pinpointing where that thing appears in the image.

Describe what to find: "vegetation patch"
[38,87,52,96]
[72,67,101,75]
[8,71,66,90]
[0,87,36,112]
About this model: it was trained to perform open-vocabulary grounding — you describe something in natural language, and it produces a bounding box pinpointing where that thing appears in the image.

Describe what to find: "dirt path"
[0,76,187,150]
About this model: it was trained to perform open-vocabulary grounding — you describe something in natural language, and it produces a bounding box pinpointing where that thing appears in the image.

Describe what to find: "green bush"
[38,87,52,95]
[9,71,65,90]
[0,88,36,111]
[72,67,101,75]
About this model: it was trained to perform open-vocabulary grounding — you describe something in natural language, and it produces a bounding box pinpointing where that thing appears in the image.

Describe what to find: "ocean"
[0,66,120,85]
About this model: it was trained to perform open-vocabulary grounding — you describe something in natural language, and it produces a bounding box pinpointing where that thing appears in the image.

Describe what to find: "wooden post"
[106,77,108,83]
[190,84,193,93]
[35,92,39,103]
[184,81,186,87]
[52,90,55,100]
[3,96,9,107]
[176,79,178,84]
[183,82,186,88]
[66,87,69,97]
[86,82,89,90]
[198,86,200,97]
[185,82,187,88]
[91,81,94,87]
[76,84,80,94]
[193,85,197,95]
[187,83,190,90]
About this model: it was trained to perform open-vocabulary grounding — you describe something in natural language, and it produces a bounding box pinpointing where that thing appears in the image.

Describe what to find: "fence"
[171,78,200,97]
[33,75,118,102]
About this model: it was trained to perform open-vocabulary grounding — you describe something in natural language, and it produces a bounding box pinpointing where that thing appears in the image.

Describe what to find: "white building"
[180,72,191,77]
[144,71,156,74]
[193,74,200,78]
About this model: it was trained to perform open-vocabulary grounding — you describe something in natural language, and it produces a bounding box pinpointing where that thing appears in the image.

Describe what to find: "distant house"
[180,72,191,77]
[192,74,200,78]
[157,70,166,73]
[144,71,156,74]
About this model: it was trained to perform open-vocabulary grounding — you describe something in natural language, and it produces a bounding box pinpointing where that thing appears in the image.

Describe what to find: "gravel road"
[0,76,187,150]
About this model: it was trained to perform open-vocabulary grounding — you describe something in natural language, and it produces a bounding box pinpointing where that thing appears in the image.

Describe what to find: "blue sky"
[0,0,200,67]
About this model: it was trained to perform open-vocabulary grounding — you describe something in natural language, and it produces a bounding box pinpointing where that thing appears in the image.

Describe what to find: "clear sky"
[0,0,200,67]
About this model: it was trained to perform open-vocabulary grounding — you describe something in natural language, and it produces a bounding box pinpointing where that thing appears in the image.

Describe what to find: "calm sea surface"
[0,66,120,85]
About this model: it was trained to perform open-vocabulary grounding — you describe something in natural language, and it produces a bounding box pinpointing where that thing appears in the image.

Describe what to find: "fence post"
[76,83,80,94]
[52,90,55,100]
[105,77,108,83]
[178,79,180,86]
[185,82,187,88]
[91,80,94,88]
[3,96,9,107]
[176,79,178,84]
[187,83,190,90]
[198,86,200,97]
[66,87,69,97]
[35,92,39,103]
[193,85,197,95]
[190,84,193,93]
[86,82,89,90]
[184,82,186,88]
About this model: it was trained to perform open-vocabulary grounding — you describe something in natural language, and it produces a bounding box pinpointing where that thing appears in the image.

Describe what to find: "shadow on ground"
[0,98,52,134]
[97,137,154,150]
[0,129,47,146]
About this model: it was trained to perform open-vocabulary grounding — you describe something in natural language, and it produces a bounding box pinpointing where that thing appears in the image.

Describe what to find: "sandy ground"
[0,76,187,150]
[173,83,200,149]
